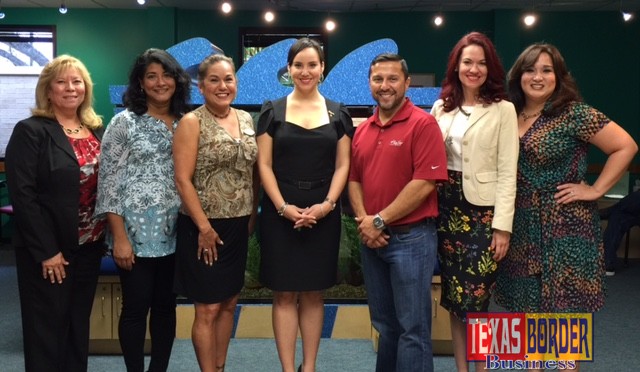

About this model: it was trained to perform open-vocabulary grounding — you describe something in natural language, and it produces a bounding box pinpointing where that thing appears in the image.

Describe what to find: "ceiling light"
[433,14,444,27]
[0,0,5,19]
[59,2,68,14]
[622,11,633,21]
[137,0,146,5]
[325,19,336,32]
[221,2,232,14]
[264,11,275,23]
[523,13,537,27]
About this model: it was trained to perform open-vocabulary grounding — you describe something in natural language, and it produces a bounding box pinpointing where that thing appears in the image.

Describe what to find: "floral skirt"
[437,170,497,322]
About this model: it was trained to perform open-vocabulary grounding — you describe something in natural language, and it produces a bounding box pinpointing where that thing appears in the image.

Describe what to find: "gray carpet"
[1,246,639,371]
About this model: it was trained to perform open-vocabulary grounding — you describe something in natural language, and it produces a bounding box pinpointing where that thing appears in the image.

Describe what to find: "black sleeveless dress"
[257,97,353,291]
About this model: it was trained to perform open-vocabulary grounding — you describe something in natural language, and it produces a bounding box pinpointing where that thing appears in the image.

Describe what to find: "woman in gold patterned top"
[173,54,258,372]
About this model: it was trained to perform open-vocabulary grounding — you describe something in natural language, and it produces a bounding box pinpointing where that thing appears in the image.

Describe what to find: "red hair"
[439,32,507,112]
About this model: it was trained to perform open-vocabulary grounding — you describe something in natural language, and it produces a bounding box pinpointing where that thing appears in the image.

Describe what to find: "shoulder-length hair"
[507,43,582,115]
[123,48,191,118]
[439,32,507,112]
[32,54,102,129]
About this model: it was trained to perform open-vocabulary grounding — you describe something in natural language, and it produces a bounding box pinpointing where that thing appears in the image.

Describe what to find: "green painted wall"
[3,7,639,165]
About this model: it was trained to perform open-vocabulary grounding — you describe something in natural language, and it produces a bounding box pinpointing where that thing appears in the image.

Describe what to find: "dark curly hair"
[507,43,582,116]
[439,32,507,112]
[123,48,191,118]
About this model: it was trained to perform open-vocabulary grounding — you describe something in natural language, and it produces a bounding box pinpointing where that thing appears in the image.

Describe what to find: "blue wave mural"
[109,37,440,113]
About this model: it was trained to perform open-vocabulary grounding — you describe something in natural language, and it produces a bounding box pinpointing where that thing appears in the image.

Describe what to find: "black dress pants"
[118,254,177,372]
[15,240,104,372]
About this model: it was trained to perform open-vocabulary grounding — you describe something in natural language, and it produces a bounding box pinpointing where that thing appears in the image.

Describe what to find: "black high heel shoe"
[297,364,302,372]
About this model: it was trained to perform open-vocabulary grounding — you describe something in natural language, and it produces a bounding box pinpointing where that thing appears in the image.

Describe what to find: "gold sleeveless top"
[186,105,257,218]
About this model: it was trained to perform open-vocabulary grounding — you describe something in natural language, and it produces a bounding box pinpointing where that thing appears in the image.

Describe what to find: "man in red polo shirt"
[349,53,447,372]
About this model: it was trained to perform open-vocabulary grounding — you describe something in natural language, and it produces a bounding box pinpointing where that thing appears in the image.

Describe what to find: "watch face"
[373,215,384,229]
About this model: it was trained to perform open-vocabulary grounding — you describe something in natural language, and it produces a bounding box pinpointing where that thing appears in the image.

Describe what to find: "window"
[0,25,55,74]
[0,25,55,157]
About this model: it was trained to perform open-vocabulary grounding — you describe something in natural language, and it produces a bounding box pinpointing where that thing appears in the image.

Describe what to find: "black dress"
[257,97,353,291]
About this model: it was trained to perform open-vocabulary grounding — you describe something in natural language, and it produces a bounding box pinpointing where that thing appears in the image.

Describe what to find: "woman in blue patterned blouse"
[96,48,191,372]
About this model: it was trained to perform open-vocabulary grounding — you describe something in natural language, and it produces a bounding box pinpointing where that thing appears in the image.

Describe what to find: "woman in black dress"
[256,38,353,372]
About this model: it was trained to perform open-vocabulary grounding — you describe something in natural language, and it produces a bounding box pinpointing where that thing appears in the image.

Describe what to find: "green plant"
[244,232,262,289]
[338,214,363,286]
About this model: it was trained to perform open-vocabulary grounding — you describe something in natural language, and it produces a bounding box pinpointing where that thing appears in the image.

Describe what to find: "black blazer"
[5,116,104,263]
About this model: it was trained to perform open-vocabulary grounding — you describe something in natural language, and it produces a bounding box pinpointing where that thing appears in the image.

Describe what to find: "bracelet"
[277,202,289,217]
[324,197,336,211]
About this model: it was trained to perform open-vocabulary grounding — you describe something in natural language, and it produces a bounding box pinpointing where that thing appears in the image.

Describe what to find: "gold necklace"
[520,110,542,121]
[205,105,231,119]
[60,123,85,134]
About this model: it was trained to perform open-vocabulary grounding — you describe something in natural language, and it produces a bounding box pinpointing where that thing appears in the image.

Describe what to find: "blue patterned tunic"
[96,109,181,257]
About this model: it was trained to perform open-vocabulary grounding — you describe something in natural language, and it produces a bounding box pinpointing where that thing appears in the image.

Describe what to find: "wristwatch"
[373,213,386,230]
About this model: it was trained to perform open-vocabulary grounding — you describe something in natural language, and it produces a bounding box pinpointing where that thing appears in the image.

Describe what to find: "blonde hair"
[32,54,102,129]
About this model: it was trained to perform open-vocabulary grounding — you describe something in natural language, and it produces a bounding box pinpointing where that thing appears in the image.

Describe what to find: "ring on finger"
[47,270,53,274]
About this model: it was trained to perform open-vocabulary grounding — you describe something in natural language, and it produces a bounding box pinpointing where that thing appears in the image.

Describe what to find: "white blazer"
[431,99,519,233]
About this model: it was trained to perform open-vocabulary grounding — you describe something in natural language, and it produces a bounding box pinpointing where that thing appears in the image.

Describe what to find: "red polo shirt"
[349,98,447,224]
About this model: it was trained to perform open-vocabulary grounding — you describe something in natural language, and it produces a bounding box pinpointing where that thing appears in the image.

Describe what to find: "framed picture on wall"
[0,25,55,74]
[239,27,327,66]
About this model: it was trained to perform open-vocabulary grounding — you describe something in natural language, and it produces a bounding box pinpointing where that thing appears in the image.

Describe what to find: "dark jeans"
[118,254,177,372]
[361,222,437,372]
[602,191,640,267]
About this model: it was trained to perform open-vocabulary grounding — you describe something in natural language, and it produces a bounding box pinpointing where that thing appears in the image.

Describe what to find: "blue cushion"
[99,256,118,275]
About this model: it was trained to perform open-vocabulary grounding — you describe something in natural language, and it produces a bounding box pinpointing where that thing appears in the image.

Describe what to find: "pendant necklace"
[60,123,85,134]
[458,106,472,118]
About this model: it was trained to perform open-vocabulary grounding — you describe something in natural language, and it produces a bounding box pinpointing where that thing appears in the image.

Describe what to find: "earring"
[319,73,325,84]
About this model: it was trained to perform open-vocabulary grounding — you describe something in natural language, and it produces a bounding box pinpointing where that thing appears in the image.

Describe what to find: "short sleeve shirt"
[349,98,447,223]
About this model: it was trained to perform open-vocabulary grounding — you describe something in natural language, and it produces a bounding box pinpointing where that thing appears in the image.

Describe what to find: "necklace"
[520,110,542,121]
[458,106,471,118]
[205,105,231,119]
[60,123,85,134]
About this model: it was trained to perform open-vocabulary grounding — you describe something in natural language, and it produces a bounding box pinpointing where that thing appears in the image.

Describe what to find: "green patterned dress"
[495,101,609,312]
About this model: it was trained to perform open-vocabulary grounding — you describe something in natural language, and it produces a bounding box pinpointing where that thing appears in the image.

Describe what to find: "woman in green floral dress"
[495,44,637,320]
[431,32,519,372]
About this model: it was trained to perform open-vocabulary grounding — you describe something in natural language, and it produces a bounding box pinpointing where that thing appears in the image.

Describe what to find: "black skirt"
[174,213,249,304]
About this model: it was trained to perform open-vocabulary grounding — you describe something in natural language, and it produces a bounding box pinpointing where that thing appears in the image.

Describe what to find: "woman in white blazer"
[430,32,518,372]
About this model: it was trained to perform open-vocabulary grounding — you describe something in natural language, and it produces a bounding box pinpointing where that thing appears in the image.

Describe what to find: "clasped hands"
[355,215,389,249]
[281,202,327,229]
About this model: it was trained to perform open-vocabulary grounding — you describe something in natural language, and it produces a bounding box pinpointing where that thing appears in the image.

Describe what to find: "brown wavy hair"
[507,43,582,116]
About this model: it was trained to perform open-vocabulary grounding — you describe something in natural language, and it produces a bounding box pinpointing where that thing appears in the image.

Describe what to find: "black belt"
[279,178,328,190]
[384,218,435,235]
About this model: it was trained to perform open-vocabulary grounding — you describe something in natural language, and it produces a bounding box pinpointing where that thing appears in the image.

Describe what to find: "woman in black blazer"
[5,55,106,372]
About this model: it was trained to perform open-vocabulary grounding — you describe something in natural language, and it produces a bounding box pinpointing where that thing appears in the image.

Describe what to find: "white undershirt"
[444,106,474,171]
